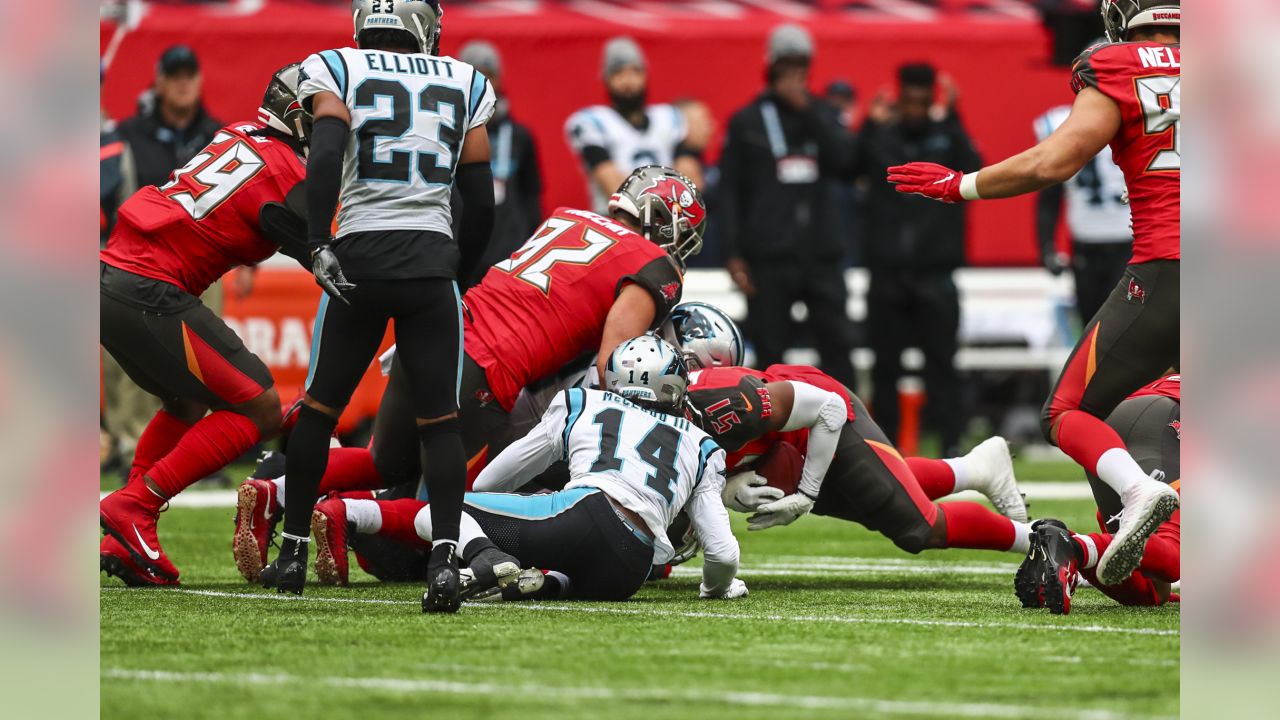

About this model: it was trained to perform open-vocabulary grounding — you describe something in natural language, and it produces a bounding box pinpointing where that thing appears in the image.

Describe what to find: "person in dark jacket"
[852,63,981,456]
[116,45,223,190]
[719,24,856,389]
[458,40,543,286]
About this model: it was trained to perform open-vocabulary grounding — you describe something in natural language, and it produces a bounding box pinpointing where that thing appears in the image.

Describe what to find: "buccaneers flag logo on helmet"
[643,175,707,237]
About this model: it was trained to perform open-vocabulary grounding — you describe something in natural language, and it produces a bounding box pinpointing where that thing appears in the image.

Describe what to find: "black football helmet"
[258,63,312,150]
[1101,0,1180,43]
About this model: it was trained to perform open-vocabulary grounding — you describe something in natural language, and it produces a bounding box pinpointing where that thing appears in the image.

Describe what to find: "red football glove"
[886,162,967,203]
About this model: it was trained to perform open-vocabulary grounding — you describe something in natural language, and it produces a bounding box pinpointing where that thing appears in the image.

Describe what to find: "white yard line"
[99,482,1095,508]
[100,587,1178,638]
[100,668,1173,720]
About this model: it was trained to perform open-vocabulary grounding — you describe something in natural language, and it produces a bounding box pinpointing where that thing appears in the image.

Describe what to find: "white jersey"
[1034,105,1131,243]
[473,388,735,567]
[299,47,497,238]
[565,104,687,214]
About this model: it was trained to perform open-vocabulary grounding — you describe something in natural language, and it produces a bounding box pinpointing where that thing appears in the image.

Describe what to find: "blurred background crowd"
[99,0,1123,476]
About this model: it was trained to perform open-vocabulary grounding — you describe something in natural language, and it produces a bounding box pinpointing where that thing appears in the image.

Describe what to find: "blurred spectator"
[565,36,705,214]
[825,79,858,129]
[1034,104,1132,322]
[458,40,543,283]
[100,110,134,249]
[117,45,222,190]
[825,78,866,269]
[851,62,981,455]
[718,24,856,388]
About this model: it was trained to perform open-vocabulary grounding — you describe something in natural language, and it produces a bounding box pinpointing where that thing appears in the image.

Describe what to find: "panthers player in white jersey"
[263,0,495,613]
[1034,103,1132,321]
[449,335,745,601]
[565,37,704,214]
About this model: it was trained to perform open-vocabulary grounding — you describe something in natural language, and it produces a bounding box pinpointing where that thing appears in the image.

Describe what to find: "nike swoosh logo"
[133,524,161,561]
[932,173,955,185]
[739,392,753,412]
[262,488,272,521]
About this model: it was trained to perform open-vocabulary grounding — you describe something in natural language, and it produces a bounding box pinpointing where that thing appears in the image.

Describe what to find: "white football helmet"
[661,302,744,370]
[604,335,689,411]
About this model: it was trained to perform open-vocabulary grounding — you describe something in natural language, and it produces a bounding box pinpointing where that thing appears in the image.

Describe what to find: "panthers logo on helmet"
[644,176,706,233]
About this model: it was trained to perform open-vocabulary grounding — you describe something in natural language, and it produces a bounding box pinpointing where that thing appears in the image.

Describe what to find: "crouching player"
[311,336,746,603]
[1016,375,1180,614]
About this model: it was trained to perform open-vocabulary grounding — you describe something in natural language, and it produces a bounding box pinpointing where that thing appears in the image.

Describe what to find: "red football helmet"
[608,165,706,267]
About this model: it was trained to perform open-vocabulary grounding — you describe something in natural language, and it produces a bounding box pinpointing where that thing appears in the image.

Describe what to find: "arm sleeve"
[470,390,570,492]
[306,116,349,247]
[687,449,740,596]
[467,72,497,130]
[298,50,349,111]
[565,109,612,170]
[780,381,849,499]
[258,181,310,267]
[455,160,495,287]
[618,256,683,326]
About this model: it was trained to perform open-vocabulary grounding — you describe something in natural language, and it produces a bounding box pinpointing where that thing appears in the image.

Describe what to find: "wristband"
[960,171,983,201]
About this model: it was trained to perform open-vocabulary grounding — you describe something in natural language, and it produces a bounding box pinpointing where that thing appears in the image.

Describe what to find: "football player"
[887,0,1180,585]
[310,336,745,603]
[98,64,312,587]
[263,0,500,606]
[1016,375,1180,614]
[233,166,703,582]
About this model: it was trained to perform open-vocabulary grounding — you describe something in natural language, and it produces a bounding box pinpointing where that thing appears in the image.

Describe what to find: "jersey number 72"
[495,217,617,294]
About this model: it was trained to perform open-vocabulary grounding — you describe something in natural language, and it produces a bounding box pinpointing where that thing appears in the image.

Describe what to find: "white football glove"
[747,492,814,531]
[722,471,786,513]
[700,577,749,600]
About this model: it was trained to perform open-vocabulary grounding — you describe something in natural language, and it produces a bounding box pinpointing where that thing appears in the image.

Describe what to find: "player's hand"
[700,577,749,600]
[726,257,755,297]
[722,471,785,513]
[1041,249,1069,276]
[747,492,814,531]
[886,162,966,203]
[311,244,356,305]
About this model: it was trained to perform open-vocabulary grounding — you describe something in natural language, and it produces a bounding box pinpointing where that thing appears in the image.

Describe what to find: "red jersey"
[464,207,683,410]
[100,122,305,296]
[1071,42,1180,263]
[688,364,855,472]
[1128,374,1180,403]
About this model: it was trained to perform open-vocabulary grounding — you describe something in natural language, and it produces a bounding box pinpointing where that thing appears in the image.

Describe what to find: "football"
[751,440,804,495]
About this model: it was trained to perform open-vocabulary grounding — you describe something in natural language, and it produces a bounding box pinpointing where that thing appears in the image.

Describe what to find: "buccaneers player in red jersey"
[99,65,313,586]
[232,165,702,583]
[888,0,1181,585]
[685,364,1034,560]
[1016,376,1181,614]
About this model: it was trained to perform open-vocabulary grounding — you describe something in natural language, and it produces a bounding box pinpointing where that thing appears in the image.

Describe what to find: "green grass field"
[100,461,1179,720]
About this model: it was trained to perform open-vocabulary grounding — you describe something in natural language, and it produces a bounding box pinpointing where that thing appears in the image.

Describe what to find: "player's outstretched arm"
[470,391,570,493]
[689,452,747,600]
[886,87,1121,203]
[746,381,848,531]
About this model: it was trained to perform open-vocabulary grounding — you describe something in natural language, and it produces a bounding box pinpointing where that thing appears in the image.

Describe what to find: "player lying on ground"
[233,165,704,582]
[886,0,1181,585]
[1016,375,1180,614]
[683,362,1034,558]
[99,65,315,587]
[309,336,746,603]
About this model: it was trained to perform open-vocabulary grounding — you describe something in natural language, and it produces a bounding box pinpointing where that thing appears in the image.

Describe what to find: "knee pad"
[417,417,461,442]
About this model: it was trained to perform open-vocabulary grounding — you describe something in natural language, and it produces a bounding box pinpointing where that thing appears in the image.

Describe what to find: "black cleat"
[1014,527,1046,609]
[250,450,288,480]
[459,545,538,601]
[422,543,461,614]
[1017,519,1081,615]
[261,544,308,595]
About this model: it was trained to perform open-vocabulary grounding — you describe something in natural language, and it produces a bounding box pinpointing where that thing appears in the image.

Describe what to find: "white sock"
[1074,534,1099,569]
[459,512,486,556]
[342,499,382,535]
[1095,447,1149,498]
[943,458,973,492]
[271,476,287,509]
[1009,521,1031,554]
[413,506,433,543]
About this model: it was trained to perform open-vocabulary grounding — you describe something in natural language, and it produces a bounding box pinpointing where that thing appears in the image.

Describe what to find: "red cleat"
[233,478,281,583]
[311,496,350,586]
[100,535,179,587]
[100,485,180,581]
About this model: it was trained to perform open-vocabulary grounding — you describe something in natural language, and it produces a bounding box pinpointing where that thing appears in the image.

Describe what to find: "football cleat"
[311,497,350,586]
[458,544,530,601]
[460,566,547,602]
[1028,519,1081,615]
[964,437,1027,523]
[250,450,287,480]
[261,544,308,595]
[100,485,180,582]
[233,478,282,583]
[1014,524,1046,609]
[422,543,461,614]
[1098,475,1179,586]
[100,535,179,587]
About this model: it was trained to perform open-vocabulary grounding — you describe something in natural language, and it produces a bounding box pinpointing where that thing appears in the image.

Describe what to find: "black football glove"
[310,244,356,305]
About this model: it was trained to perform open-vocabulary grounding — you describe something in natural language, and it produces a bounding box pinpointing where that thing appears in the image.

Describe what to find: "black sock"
[417,419,465,543]
[282,405,338,538]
